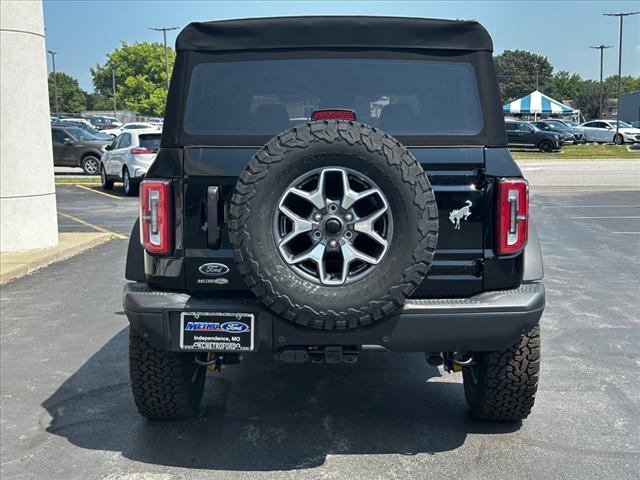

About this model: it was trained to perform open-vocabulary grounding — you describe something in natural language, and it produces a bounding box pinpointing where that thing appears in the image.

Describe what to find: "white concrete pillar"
[1,0,58,253]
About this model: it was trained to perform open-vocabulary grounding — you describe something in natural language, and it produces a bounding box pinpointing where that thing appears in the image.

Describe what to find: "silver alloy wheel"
[83,157,99,174]
[273,167,393,286]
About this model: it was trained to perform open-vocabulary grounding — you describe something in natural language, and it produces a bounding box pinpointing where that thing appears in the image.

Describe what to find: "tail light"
[496,178,528,255]
[130,147,153,155]
[140,180,171,254]
[311,109,356,121]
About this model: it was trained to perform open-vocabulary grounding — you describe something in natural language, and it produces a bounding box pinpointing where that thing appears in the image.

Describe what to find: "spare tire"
[228,120,438,330]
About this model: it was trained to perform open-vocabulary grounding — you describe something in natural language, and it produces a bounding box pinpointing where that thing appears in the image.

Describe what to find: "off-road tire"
[463,325,540,421]
[228,120,438,330]
[129,327,205,419]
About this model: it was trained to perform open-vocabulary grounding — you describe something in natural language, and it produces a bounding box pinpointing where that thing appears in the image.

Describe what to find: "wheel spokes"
[275,166,392,286]
[286,168,329,210]
[352,204,389,250]
[339,168,380,210]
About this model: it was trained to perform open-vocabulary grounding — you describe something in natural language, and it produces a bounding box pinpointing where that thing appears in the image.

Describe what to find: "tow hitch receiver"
[277,346,359,364]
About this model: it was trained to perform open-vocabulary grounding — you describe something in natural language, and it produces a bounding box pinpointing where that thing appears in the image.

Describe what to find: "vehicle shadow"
[43,327,518,471]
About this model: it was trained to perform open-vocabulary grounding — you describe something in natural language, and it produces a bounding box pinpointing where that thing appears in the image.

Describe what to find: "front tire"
[129,327,205,419]
[614,134,624,145]
[463,325,540,421]
[81,155,100,175]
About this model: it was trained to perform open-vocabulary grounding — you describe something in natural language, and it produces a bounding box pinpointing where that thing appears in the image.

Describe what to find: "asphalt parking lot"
[1,164,639,479]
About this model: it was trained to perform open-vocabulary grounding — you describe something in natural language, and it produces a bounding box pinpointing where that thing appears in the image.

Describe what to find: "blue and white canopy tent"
[503,90,576,120]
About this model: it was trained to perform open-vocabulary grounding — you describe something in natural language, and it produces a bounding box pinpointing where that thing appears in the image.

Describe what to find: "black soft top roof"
[176,16,493,53]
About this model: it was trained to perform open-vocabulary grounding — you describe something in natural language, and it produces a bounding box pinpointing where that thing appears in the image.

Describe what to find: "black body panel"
[177,146,493,297]
[137,146,525,296]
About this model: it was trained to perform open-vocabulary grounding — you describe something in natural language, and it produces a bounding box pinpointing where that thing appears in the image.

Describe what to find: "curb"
[55,176,100,185]
[0,232,114,285]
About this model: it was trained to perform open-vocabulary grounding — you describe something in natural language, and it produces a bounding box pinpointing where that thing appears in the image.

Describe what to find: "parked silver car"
[99,129,161,195]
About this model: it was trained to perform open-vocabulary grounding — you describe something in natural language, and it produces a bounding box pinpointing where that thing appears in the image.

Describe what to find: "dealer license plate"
[179,312,254,351]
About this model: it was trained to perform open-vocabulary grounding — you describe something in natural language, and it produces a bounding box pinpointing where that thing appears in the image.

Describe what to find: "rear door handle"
[207,186,221,249]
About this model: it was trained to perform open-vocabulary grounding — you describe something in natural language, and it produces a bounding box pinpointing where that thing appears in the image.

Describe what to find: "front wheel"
[129,327,206,419]
[614,134,624,145]
[81,155,100,175]
[463,325,540,421]
[538,140,553,153]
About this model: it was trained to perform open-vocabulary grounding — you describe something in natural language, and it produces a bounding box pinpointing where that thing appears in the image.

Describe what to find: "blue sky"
[43,0,640,92]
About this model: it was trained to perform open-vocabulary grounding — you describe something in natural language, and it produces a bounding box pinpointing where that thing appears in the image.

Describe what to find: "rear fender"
[125,218,145,282]
[523,220,544,282]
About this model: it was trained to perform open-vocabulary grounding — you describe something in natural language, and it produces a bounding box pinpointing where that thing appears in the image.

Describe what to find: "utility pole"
[149,26,179,89]
[590,45,613,117]
[111,68,117,118]
[533,63,539,91]
[47,50,59,116]
[603,11,639,138]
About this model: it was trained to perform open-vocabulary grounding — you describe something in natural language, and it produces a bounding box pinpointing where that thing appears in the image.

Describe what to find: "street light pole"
[149,26,179,89]
[47,50,59,117]
[590,45,613,117]
[111,68,117,118]
[603,11,639,139]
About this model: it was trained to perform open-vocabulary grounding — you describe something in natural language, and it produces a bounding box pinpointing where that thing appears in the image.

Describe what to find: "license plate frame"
[179,312,255,352]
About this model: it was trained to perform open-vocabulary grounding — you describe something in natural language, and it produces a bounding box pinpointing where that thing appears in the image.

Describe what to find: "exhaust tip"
[425,353,444,367]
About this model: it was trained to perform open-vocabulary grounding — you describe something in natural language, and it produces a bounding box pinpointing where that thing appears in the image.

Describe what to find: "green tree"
[573,80,603,119]
[543,71,584,101]
[603,75,640,96]
[494,50,553,102]
[85,92,114,111]
[48,72,87,114]
[91,41,174,116]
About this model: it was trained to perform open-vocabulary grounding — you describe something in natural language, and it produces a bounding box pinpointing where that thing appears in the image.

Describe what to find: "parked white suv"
[101,122,159,138]
[579,120,640,144]
[99,129,161,195]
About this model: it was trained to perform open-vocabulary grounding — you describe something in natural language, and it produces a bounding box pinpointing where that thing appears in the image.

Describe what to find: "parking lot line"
[611,231,640,234]
[57,211,129,240]
[74,184,122,200]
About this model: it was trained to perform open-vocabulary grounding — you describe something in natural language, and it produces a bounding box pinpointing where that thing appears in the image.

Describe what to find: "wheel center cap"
[324,218,343,235]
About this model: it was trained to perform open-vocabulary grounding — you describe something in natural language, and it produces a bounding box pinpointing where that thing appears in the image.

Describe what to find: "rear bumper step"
[123,283,544,353]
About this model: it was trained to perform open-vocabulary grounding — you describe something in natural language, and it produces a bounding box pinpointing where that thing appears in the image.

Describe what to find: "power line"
[603,11,639,138]
[149,26,179,90]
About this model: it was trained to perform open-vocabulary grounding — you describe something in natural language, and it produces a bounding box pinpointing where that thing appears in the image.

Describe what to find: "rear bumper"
[123,282,544,353]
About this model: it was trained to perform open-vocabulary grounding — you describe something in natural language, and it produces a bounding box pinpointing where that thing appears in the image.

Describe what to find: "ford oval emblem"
[221,321,249,332]
[198,263,229,276]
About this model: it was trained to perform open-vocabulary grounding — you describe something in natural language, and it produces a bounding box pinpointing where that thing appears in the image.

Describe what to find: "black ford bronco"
[123,16,544,422]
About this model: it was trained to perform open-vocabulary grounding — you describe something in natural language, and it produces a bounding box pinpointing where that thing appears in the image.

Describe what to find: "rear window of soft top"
[183,58,484,137]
